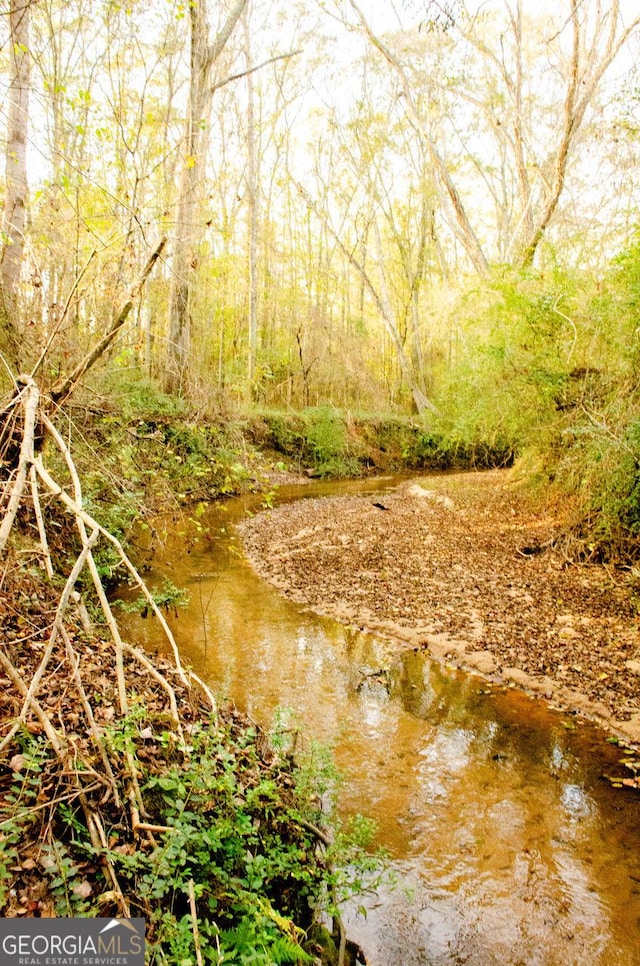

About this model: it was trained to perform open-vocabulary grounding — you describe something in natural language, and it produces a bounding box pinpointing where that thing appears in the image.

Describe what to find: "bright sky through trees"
[0,0,639,415]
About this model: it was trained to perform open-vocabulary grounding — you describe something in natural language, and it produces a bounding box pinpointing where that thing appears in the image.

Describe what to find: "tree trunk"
[0,0,32,370]
[243,2,259,395]
[166,0,247,392]
[346,0,489,278]
[295,177,439,418]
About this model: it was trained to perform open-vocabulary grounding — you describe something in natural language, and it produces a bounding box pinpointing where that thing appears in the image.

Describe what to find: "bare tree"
[515,0,640,266]
[342,0,640,272]
[243,0,259,393]
[0,0,33,368]
[166,0,247,392]
[293,177,439,416]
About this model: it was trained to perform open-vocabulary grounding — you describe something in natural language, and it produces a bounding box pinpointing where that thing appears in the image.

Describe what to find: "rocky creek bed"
[239,470,640,745]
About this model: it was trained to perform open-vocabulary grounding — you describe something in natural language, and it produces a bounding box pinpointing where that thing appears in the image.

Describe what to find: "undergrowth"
[0,636,384,964]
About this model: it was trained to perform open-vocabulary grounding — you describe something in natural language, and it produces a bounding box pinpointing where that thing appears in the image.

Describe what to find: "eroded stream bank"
[123,473,640,965]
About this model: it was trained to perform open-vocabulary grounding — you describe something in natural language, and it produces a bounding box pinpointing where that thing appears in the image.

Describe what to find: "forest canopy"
[0,0,639,553]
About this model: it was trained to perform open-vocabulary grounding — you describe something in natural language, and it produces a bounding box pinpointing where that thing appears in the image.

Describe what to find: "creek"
[123,476,640,966]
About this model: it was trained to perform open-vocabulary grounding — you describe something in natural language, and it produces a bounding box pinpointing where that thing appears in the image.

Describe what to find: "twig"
[296,816,332,847]
[49,237,167,407]
[337,915,347,966]
[211,49,302,92]
[0,646,65,754]
[0,377,38,556]
[122,641,182,734]
[30,249,97,381]
[79,795,130,917]
[188,878,204,966]
[62,625,121,809]
[128,790,172,835]
[552,295,577,363]
[0,527,100,754]
[29,463,54,578]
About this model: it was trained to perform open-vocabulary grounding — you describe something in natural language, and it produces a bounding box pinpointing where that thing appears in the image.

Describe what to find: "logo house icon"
[97,918,145,960]
[99,918,141,936]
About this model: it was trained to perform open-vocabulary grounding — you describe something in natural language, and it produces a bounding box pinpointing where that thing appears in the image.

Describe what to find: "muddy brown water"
[122,478,640,966]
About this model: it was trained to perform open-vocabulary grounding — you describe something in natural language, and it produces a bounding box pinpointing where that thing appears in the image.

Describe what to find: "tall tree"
[0,0,32,368]
[342,0,640,271]
[293,176,439,415]
[166,0,247,392]
[243,0,259,392]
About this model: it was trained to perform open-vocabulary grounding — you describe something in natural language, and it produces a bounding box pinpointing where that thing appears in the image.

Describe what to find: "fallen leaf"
[9,754,26,772]
[72,880,93,899]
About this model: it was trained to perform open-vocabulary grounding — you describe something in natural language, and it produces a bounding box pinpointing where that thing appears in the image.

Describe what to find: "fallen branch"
[0,527,100,754]
[188,878,205,966]
[0,369,219,877]
[0,377,38,556]
[49,237,167,407]
[29,464,53,577]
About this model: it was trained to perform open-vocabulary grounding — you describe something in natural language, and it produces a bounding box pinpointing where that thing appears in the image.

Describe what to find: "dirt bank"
[239,470,640,744]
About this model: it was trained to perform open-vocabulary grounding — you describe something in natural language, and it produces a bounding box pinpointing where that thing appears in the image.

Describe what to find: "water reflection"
[120,481,640,966]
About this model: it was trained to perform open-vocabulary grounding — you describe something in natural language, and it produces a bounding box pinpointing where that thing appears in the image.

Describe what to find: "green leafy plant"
[40,838,92,917]
[114,578,190,618]
[0,737,45,907]
[92,716,385,964]
[303,407,361,476]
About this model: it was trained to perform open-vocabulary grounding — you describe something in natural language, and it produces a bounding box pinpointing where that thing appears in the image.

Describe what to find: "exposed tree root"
[0,375,218,915]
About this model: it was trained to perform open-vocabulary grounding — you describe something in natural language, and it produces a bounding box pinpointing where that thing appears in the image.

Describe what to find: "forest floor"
[239,469,640,745]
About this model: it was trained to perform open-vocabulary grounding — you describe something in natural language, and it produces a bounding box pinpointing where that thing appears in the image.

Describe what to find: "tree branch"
[211,49,302,93]
[345,0,489,276]
[208,0,248,66]
[49,237,167,407]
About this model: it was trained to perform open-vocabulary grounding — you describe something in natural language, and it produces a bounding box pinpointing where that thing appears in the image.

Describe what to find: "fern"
[270,933,314,964]
[221,915,313,965]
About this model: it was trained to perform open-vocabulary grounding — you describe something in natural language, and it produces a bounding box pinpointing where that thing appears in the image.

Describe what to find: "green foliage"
[105,716,381,964]
[0,712,383,964]
[93,369,188,421]
[303,406,356,476]
[40,838,91,917]
[114,578,190,618]
[0,736,44,907]
[248,407,367,477]
[434,266,581,460]
[552,390,640,556]
[533,239,640,557]
[428,245,640,557]
[81,473,143,582]
[251,413,307,463]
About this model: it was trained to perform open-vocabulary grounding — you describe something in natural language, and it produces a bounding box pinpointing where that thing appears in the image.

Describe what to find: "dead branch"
[0,527,101,753]
[78,795,130,917]
[0,377,38,555]
[29,463,53,577]
[0,360,221,897]
[0,646,65,754]
[122,641,181,733]
[62,625,121,808]
[30,249,97,381]
[36,412,192,692]
[188,878,205,966]
[49,236,167,407]
[210,49,302,93]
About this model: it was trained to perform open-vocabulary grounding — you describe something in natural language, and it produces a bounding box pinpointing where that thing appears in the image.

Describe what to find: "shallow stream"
[123,477,640,965]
